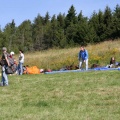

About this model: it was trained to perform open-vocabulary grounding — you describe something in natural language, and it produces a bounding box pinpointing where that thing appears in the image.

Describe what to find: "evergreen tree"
[50,14,59,47]
[65,5,78,28]
[103,6,113,39]
[97,10,106,41]
[3,19,16,51]
[64,5,78,46]
[112,4,120,38]
[44,12,50,25]
[43,24,52,49]
[65,23,78,46]
[76,11,92,45]
[17,20,33,51]
[89,10,106,42]
[57,13,67,48]
[0,29,4,48]
[57,13,65,28]
[32,14,45,50]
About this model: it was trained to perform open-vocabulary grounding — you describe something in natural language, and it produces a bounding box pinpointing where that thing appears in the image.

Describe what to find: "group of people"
[0,47,24,86]
[0,46,119,86]
[78,46,120,70]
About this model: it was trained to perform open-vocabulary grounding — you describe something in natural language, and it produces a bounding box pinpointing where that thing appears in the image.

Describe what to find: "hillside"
[22,40,120,70]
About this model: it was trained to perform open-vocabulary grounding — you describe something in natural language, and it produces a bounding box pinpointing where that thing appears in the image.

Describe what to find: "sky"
[0,0,119,29]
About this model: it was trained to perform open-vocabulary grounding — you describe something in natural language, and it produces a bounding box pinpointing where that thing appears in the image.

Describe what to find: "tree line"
[0,4,120,52]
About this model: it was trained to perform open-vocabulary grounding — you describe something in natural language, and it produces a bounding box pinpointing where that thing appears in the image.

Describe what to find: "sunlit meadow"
[0,40,120,120]
[21,40,120,70]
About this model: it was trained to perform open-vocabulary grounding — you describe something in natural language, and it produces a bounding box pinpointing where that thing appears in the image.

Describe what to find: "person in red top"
[10,51,14,57]
[10,51,18,73]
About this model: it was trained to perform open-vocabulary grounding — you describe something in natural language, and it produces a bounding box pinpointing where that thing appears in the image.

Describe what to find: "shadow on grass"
[23,100,49,107]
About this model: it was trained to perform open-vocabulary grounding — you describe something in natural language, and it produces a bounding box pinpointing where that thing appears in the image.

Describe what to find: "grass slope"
[23,40,120,70]
[0,70,120,120]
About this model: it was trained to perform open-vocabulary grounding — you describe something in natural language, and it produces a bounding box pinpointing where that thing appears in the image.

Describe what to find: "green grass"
[0,70,120,120]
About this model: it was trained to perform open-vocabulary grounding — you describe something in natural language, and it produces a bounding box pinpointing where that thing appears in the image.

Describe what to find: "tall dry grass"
[24,48,79,70]
[88,40,120,65]
[20,40,120,70]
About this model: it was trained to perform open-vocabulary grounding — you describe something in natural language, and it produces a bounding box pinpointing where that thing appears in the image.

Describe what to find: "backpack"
[7,53,14,65]
[0,59,5,66]
[5,53,17,74]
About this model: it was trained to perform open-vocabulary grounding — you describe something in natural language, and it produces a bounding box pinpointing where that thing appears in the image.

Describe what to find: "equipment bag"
[5,66,14,74]
[6,53,17,74]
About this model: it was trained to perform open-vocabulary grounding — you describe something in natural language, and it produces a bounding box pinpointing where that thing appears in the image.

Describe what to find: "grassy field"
[0,70,120,120]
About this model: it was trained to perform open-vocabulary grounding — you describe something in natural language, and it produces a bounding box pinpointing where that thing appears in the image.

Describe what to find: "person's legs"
[79,61,83,69]
[85,59,88,70]
[1,71,4,86]
[17,63,20,75]
[1,66,8,86]
[2,71,8,85]
[19,63,23,75]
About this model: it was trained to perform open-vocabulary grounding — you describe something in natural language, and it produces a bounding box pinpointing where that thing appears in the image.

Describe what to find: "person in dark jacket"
[78,46,89,70]
[0,47,10,86]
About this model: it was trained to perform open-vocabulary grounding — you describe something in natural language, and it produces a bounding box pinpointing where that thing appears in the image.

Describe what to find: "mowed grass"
[0,70,120,120]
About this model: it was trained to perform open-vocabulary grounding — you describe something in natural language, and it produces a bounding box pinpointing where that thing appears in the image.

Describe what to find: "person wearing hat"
[9,51,15,60]
[10,51,18,73]
[10,51,14,56]
[0,47,10,86]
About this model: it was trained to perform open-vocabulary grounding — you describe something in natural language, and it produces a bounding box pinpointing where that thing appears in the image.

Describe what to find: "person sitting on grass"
[106,57,116,68]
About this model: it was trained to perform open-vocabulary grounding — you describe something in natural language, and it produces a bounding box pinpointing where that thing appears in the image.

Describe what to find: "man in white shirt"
[18,50,24,75]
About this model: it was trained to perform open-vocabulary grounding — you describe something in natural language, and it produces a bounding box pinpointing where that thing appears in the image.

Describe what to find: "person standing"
[78,46,89,70]
[10,51,18,73]
[0,47,10,86]
[18,50,24,75]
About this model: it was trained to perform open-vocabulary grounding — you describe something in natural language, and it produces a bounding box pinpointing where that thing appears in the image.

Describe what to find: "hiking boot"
[3,84,8,86]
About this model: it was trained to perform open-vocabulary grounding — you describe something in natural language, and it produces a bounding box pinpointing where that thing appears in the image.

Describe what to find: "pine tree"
[32,14,45,50]
[65,5,78,28]
[0,29,4,48]
[17,20,33,51]
[3,19,16,51]
[112,4,120,38]
[103,6,113,39]
[44,12,50,25]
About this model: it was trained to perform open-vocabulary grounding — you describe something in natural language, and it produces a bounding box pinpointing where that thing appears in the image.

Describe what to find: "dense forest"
[0,4,120,52]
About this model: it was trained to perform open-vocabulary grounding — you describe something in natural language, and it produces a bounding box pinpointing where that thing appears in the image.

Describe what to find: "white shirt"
[19,53,24,63]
